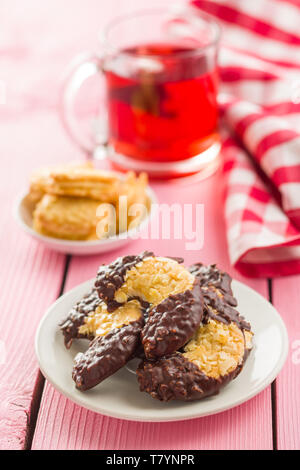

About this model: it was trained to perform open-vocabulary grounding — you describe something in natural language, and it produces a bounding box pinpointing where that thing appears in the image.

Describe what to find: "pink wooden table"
[0,0,299,450]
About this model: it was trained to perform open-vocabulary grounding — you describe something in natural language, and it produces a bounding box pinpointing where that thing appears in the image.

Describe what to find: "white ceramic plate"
[14,186,157,255]
[35,278,288,422]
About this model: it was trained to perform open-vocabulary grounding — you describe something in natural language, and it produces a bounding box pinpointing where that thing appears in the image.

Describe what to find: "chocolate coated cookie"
[141,281,203,359]
[60,288,100,349]
[72,319,143,390]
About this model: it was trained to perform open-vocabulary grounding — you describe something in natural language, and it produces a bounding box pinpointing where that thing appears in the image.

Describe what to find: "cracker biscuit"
[29,164,150,241]
[33,194,101,240]
[117,172,149,231]
[30,162,120,202]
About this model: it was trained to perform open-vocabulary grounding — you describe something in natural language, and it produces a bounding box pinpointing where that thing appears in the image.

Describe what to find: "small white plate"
[35,278,289,422]
[14,186,157,255]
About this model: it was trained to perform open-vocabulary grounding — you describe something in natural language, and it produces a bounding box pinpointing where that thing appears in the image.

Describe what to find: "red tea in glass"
[106,43,219,164]
[62,8,220,178]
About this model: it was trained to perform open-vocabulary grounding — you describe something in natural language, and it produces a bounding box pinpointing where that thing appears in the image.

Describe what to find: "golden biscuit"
[33,194,101,240]
[120,172,148,206]
[29,163,150,241]
[117,172,149,231]
[30,162,120,203]
[29,162,90,199]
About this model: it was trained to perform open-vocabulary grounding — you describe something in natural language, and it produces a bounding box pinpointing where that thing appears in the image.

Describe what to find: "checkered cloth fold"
[192,0,300,277]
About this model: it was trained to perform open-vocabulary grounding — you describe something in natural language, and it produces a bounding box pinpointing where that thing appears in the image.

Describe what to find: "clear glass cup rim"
[99,6,221,58]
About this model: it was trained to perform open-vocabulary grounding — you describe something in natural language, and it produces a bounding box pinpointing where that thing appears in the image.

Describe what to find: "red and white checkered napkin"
[191,0,300,277]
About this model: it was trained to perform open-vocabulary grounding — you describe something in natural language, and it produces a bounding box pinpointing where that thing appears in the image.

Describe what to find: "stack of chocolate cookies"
[60,252,253,402]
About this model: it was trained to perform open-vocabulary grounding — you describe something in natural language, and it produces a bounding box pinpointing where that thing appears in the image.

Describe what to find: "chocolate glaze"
[167,257,184,264]
[137,344,250,402]
[95,251,154,312]
[137,352,239,401]
[189,263,250,331]
[59,288,100,348]
[137,263,253,402]
[202,287,251,331]
[189,263,237,306]
[141,281,204,360]
[72,319,144,391]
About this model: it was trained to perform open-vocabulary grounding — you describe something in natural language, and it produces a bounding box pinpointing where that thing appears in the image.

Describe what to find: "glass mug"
[61,6,221,178]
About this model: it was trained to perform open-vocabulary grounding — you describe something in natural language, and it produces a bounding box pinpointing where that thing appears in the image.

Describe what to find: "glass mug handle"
[60,52,106,156]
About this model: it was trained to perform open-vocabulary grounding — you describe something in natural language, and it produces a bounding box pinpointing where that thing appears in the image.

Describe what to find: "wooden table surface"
[0,0,299,450]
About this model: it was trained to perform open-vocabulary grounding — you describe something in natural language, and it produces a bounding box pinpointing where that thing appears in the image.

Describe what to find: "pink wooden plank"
[0,0,139,448]
[33,385,271,450]
[1,0,273,450]
[0,0,176,450]
[272,276,300,450]
[32,171,273,450]
[0,1,107,447]
[0,115,71,449]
